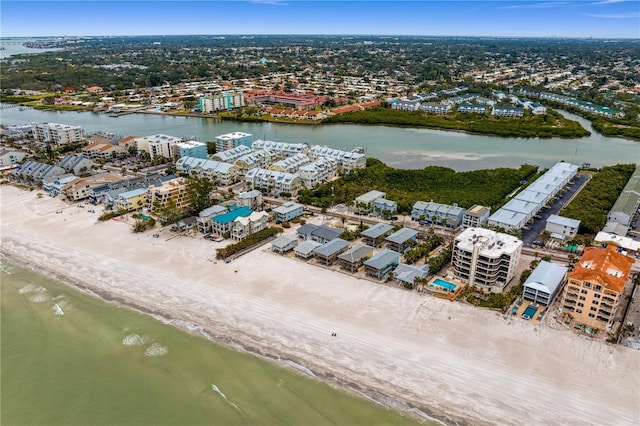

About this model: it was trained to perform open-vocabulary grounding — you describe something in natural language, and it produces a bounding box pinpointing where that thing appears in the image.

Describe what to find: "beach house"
[273,202,304,223]
[42,174,77,197]
[234,190,263,211]
[385,228,418,253]
[354,190,386,215]
[230,211,269,241]
[338,244,374,272]
[522,261,568,307]
[462,205,491,229]
[295,239,322,259]
[113,188,149,213]
[271,235,298,254]
[392,263,430,287]
[63,172,125,202]
[197,205,229,234]
[364,249,400,280]
[314,238,350,265]
[360,223,394,247]
[210,205,253,237]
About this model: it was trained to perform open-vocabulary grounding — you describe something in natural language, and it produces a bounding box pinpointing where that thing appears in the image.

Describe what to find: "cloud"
[591,0,628,4]
[587,12,640,17]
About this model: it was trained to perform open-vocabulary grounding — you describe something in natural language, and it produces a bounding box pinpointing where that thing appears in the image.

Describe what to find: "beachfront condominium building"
[452,227,523,293]
[174,140,208,160]
[214,132,253,152]
[32,122,84,145]
[560,246,634,332]
[522,261,568,307]
[199,92,244,113]
[135,134,182,160]
[147,177,189,212]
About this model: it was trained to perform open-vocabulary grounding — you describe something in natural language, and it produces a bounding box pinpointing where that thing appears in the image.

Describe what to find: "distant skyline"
[1,1,639,39]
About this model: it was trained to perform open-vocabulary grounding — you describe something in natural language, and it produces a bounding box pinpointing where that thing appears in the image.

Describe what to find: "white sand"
[1,185,638,425]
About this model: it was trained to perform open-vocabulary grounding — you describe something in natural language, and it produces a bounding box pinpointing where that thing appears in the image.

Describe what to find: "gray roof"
[386,228,418,244]
[338,244,374,263]
[609,164,640,217]
[523,261,568,295]
[314,238,349,257]
[271,235,298,249]
[273,202,303,215]
[546,214,580,228]
[235,189,262,199]
[310,224,343,241]
[364,249,400,269]
[199,205,228,218]
[295,240,322,256]
[393,263,430,284]
[297,223,317,237]
[360,222,393,239]
[355,190,386,204]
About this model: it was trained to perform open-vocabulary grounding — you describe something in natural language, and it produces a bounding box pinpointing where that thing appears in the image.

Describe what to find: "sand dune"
[1,185,638,425]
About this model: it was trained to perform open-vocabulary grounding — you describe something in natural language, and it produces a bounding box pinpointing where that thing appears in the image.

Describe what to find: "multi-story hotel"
[214,132,253,152]
[147,177,189,212]
[560,246,634,331]
[199,92,244,113]
[32,122,84,145]
[135,134,182,160]
[452,227,523,292]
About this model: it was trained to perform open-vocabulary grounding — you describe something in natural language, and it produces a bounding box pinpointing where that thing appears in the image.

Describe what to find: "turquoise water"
[1,259,424,426]
[432,278,457,292]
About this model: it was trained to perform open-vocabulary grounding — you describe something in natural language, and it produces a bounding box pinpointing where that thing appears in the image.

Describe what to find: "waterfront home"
[271,235,298,254]
[306,146,366,174]
[273,202,304,223]
[364,249,400,280]
[392,98,421,111]
[295,239,322,259]
[42,174,77,197]
[214,132,253,152]
[545,215,580,240]
[146,177,189,212]
[360,223,394,247]
[354,190,387,215]
[338,243,374,272]
[0,148,27,166]
[197,205,229,234]
[63,173,124,202]
[13,161,66,184]
[177,216,198,231]
[244,168,303,196]
[114,188,148,213]
[211,205,253,237]
[212,145,252,163]
[268,153,311,173]
[560,246,634,332]
[175,156,240,185]
[420,103,452,114]
[462,205,491,229]
[314,238,350,266]
[393,263,430,287]
[89,173,165,205]
[310,224,343,244]
[251,140,309,158]
[58,154,94,176]
[385,228,418,253]
[457,103,487,114]
[452,227,522,293]
[372,198,398,219]
[411,200,465,228]
[522,261,568,307]
[231,211,269,241]
[298,157,338,188]
[491,106,524,117]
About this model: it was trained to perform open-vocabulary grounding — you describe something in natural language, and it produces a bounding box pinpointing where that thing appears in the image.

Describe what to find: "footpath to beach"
[1,185,639,426]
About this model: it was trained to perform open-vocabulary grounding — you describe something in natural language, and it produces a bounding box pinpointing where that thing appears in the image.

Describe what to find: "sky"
[1,1,639,38]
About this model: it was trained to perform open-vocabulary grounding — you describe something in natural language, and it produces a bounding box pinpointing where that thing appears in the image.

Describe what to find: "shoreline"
[0,251,449,425]
[1,185,639,426]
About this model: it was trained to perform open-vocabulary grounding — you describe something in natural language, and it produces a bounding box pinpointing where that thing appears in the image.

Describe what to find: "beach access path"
[1,185,638,426]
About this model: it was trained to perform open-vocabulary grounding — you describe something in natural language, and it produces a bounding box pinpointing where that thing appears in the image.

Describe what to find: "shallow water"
[1,259,425,425]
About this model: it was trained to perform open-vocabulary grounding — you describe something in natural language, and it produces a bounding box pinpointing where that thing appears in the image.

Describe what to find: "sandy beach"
[1,185,638,426]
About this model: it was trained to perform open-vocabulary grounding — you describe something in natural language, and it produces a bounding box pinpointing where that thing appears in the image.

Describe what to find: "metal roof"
[360,223,393,239]
[338,244,374,263]
[314,238,349,257]
[364,249,400,269]
[386,228,418,244]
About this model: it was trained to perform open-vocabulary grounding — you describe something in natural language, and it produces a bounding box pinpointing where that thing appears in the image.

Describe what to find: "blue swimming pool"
[522,305,538,320]
[432,278,457,291]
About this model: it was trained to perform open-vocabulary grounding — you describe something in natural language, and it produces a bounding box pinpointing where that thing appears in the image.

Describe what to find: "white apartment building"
[268,153,311,173]
[245,168,303,196]
[175,156,240,185]
[298,157,338,188]
[452,227,523,293]
[199,92,244,113]
[306,146,366,173]
[135,134,182,160]
[251,140,309,158]
[32,122,84,145]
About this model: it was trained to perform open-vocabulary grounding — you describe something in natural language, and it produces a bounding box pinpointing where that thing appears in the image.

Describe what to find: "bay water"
[1,259,426,425]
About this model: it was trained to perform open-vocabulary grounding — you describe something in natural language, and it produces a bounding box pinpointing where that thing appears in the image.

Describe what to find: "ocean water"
[0,259,427,426]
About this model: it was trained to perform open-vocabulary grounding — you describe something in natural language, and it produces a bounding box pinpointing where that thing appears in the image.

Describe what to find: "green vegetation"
[131,215,156,233]
[323,107,590,138]
[404,235,443,265]
[462,284,524,311]
[298,159,538,213]
[185,176,214,215]
[560,164,636,234]
[427,245,452,275]
[98,211,121,221]
[215,227,283,260]
[591,119,640,140]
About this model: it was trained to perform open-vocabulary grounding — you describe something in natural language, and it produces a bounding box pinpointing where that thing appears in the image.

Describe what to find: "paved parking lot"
[521,173,591,248]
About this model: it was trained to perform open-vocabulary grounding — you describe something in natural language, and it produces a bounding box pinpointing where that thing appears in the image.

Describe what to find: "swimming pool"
[522,305,538,320]
[431,278,457,292]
